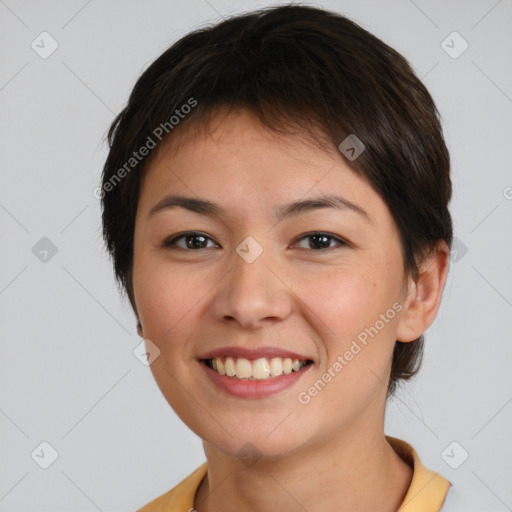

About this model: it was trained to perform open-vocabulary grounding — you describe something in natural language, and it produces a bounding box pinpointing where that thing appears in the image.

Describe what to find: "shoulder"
[439,485,469,511]
[386,436,451,512]
[137,462,208,512]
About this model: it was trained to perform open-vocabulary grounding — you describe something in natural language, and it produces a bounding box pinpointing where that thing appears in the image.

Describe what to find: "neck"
[194,418,413,512]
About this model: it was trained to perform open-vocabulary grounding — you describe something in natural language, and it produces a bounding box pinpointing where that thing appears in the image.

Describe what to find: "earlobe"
[396,241,450,343]
[131,290,144,338]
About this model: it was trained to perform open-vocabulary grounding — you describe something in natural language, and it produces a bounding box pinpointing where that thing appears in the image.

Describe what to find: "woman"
[100,4,456,511]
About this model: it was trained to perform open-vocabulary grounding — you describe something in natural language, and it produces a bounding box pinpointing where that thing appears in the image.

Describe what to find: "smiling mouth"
[203,356,313,381]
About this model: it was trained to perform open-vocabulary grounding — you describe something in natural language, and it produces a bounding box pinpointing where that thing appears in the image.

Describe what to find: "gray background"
[1,0,511,510]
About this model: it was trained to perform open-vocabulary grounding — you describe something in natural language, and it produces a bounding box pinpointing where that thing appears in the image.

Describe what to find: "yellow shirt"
[138,436,452,512]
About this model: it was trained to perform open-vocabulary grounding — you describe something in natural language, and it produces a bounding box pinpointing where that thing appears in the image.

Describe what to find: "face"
[132,109,411,460]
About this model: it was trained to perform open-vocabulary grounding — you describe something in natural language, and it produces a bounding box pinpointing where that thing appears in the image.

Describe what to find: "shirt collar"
[386,435,451,511]
[138,436,451,511]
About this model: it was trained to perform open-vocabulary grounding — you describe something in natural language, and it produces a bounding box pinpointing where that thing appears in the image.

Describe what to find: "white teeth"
[283,358,293,374]
[208,356,308,380]
[225,357,236,377]
[291,359,302,371]
[252,358,270,379]
[235,358,252,379]
[269,357,283,376]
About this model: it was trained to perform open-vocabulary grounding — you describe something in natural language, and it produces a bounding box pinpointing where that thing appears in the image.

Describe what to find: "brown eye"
[293,232,348,250]
[163,232,218,250]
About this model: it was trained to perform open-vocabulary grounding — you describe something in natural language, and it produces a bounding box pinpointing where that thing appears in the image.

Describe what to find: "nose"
[210,245,293,330]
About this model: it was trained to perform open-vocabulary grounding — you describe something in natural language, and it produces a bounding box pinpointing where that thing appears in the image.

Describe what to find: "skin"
[132,108,450,512]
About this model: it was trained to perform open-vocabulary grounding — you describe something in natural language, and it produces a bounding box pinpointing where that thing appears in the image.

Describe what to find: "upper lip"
[198,346,313,361]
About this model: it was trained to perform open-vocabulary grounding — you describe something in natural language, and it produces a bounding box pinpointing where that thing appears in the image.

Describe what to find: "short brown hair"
[100,3,452,397]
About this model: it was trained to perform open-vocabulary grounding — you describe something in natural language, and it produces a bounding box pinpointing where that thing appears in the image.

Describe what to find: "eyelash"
[162,231,349,251]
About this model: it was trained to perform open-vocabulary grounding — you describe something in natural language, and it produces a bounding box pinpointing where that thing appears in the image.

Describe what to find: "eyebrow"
[148,193,371,223]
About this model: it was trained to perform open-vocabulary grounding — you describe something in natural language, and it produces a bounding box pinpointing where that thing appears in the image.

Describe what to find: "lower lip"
[200,360,313,399]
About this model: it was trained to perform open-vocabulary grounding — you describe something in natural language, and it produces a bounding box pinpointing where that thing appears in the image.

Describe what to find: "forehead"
[148,108,337,170]
[138,109,386,224]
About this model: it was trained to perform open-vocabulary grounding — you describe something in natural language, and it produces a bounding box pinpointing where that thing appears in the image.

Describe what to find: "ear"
[130,287,144,338]
[136,319,144,338]
[396,240,450,343]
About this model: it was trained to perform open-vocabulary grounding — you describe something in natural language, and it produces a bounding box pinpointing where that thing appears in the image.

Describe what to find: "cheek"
[294,264,395,334]
[133,256,203,342]
[292,262,402,375]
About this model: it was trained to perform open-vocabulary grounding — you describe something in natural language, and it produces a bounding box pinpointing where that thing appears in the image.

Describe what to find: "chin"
[199,423,312,464]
